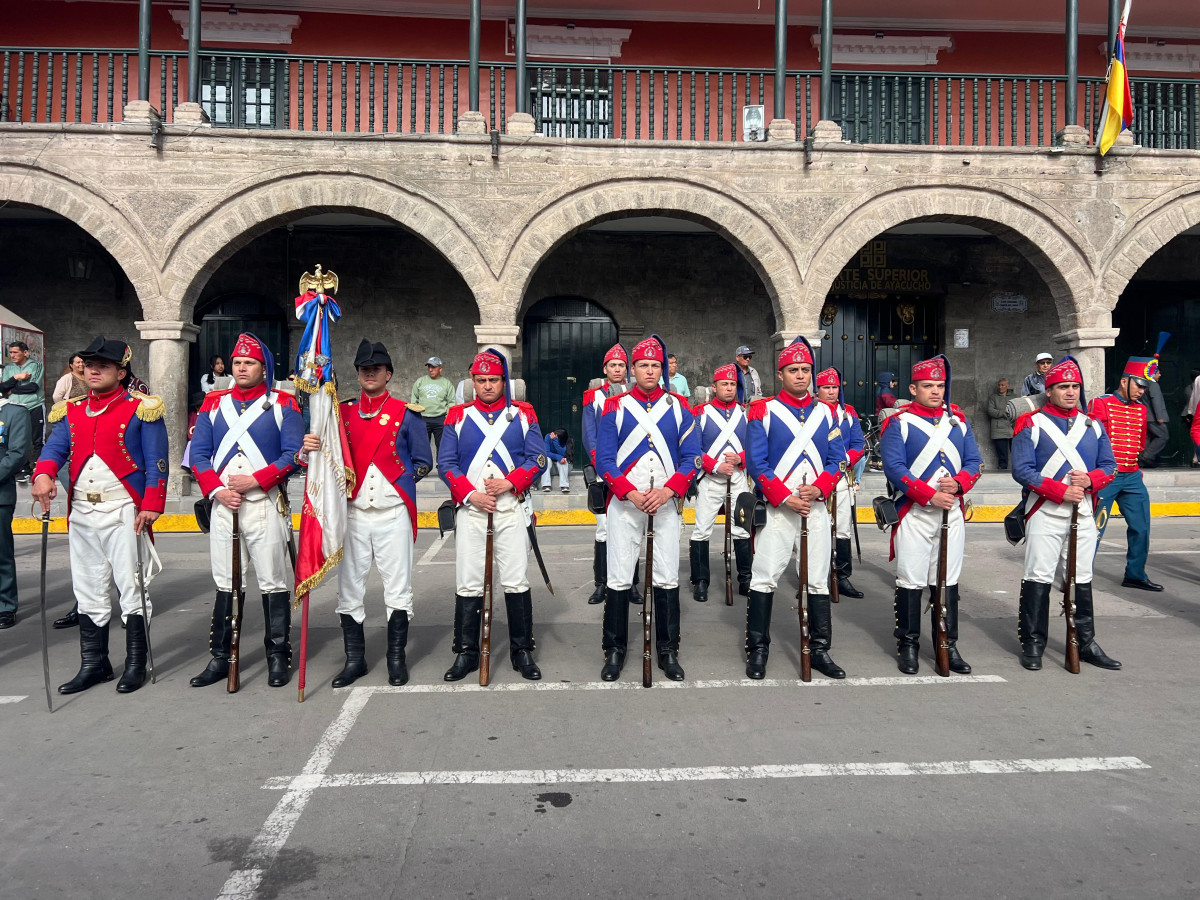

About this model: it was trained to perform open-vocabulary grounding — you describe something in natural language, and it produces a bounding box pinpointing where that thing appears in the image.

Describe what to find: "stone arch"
[802,185,1095,330]
[0,164,162,313]
[162,172,496,320]
[497,177,803,331]
[1098,190,1200,313]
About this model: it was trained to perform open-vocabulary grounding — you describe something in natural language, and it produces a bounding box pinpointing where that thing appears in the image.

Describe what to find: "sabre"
[134,531,156,685]
[279,484,298,572]
[526,518,554,595]
[37,508,52,713]
[643,476,655,689]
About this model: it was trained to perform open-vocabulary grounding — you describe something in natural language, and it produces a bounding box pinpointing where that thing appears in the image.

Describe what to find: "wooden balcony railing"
[2,48,1197,150]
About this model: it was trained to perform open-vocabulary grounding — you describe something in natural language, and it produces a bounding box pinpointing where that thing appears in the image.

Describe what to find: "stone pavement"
[0,518,1197,899]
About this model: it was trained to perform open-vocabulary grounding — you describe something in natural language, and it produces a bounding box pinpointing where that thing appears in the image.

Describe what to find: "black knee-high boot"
[1017,580,1051,670]
[191,592,233,687]
[689,541,710,602]
[58,614,113,694]
[601,588,631,681]
[332,614,368,688]
[745,590,773,679]
[387,610,410,686]
[942,584,971,674]
[588,541,607,605]
[444,595,482,681]
[115,615,148,693]
[893,587,923,674]
[809,594,846,679]
[654,587,684,681]
[263,592,292,687]
[835,538,864,598]
[1075,582,1121,670]
[734,539,752,596]
[505,590,541,680]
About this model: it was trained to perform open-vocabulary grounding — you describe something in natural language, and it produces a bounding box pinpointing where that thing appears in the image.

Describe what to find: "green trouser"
[0,504,15,615]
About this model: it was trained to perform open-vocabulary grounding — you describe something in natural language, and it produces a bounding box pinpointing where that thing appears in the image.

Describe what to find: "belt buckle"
[86,491,101,503]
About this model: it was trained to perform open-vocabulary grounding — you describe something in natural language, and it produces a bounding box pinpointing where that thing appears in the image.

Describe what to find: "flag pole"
[297,590,310,702]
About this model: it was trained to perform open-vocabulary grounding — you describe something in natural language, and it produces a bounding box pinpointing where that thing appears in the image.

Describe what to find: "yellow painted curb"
[12,500,1198,533]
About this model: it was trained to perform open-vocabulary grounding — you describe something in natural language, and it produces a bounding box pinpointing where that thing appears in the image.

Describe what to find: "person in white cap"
[1022,352,1054,396]
[411,356,455,457]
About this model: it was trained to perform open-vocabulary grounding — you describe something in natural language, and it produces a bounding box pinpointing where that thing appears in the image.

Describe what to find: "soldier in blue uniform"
[188,333,305,689]
[1011,356,1119,670]
[32,337,169,694]
[301,340,433,687]
[744,337,846,680]
[688,362,752,601]
[581,343,628,605]
[439,350,546,682]
[880,355,981,675]
[815,366,866,598]
[595,335,700,682]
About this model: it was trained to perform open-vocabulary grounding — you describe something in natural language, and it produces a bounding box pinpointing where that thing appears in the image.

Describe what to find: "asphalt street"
[1,517,1198,899]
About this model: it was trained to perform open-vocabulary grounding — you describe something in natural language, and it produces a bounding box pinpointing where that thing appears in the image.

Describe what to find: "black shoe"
[808,594,845,679]
[837,577,863,599]
[511,649,541,680]
[267,653,291,687]
[332,614,368,688]
[1121,577,1163,592]
[1079,641,1122,670]
[58,615,114,694]
[693,581,709,602]
[947,645,972,675]
[601,650,624,682]
[0,611,14,629]
[53,606,79,629]
[745,589,773,680]
[897,642,919,675]
[1019,643,1043,671]
[689,541,710,603]
[115,615,148,693]
[1073,582,1121,669]
[191,591,233,687]
[387,610,409,686]
[588,542,607,604]
[834,539,863,598]
[811,651,846,679]
[746,648,768,680]
[444,595,483,681]
[657,650,685,681]
[942,585,971,674]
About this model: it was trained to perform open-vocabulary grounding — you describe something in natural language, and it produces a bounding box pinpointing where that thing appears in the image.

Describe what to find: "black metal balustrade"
[1,48,1196,150]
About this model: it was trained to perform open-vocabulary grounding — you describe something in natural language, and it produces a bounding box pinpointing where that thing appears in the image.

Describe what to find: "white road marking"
[416,533,450,566]
[0,695,28,704]
[262,756,1149,791]
[356,674,1007,694]
[216,688,372,900]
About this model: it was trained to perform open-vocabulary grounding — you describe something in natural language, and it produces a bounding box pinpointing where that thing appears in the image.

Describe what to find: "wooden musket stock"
[932,506,951,677]
[797,475,811,683]
[227,508,246,693]
[643,477,655,689]
[1063,502,1081,674]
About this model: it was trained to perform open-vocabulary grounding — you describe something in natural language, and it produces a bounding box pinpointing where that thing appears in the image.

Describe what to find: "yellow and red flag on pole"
[1098,0,1134,156]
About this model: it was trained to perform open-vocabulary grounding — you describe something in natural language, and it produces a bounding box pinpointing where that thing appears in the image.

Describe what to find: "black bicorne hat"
[79,335,134,385]
[354,339,393,371]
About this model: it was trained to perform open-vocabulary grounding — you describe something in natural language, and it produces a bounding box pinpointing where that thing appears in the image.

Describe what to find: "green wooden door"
[522,297,618,469]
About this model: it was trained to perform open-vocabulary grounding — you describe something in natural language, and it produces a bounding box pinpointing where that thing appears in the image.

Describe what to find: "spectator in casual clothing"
[0,341,45,482]
[0,396,31,628]
[1140,371,1170,468]
[541,428,573,493]
[1182,368,1200,467]
[667,354,690,396]
[735,346,763,403]
[1021,352,1054,396]
[874,371,897,414]
[411,356,456,458]
[52,354,87,404]
[199,355,230,394]
[986,377,1015,469]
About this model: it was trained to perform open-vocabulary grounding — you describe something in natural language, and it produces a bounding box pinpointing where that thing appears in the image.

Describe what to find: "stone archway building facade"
[3,122,1199,490]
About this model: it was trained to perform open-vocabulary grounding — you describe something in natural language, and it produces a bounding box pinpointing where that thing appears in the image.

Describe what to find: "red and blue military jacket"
[596,386,700,501]
[880,402,981,521]
[438,396,545,505]
[190,383,304,498]
[1011,404,1115,516]
[693,398,748,476]
[747,391,845,506]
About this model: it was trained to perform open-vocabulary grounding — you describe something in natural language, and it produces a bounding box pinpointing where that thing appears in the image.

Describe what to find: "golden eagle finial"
[299,264,339,296]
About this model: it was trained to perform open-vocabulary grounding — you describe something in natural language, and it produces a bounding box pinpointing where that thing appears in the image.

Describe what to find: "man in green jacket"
[0,397,32,628]
[1,341,45,482]
[411,356,456,458]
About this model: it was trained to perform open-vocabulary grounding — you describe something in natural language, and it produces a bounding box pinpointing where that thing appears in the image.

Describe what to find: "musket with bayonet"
[797,474,812,683]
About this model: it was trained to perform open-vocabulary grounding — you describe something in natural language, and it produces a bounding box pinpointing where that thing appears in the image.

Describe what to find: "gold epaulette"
[48,397,84,423]
[406,403,425,413]
[130,390,165,422]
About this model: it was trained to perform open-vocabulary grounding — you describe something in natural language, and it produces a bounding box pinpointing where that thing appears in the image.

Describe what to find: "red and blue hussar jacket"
[1011,404,1115,518]
[582,382,624,467]
[342,393,433,538]
[692,398,748,477]
[438,396,545,505]
[821,401,867,471]
[596,386,700,500]
[35,387,170,513]
[190,383,304,497]
[747,392,845,506]
[1088,392,1146,473]
[880,402,982,523]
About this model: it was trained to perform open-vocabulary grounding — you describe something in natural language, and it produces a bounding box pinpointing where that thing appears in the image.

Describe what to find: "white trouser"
[606,497,681,590]
[833,479,854,540]
[69,503,151,628]
[1023,499,1097,586]
[540,459,570,490]
[690,473,750,542]
[336,504,415,622]
[749,499,831,594]
[894,502,965,589]
[455,495,529,595]
[594,512,607,542]
[209,494,291,593]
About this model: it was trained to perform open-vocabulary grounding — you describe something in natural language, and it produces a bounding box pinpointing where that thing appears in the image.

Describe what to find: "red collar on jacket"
[86,385,126,413]
[707,398,738,411]
[231,382,268,402]
[1041,402,1079,419]
[630,385,666,403]
[775,390,814,410]
[358,391,389,415]
[907,401,947,419]
[473,394,508,413]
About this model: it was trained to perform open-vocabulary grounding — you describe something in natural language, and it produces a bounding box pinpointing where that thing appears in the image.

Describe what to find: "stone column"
[1053,325,1120,396]
[135,320,200,496]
